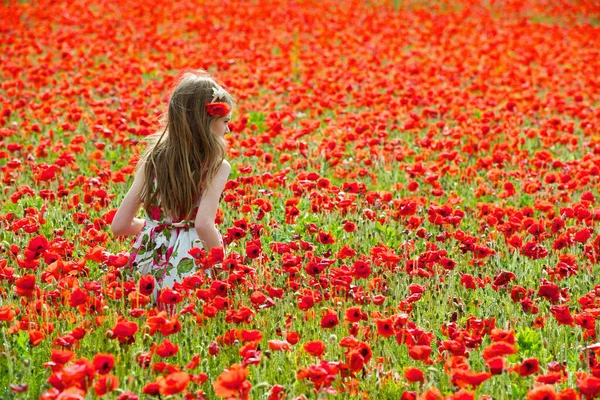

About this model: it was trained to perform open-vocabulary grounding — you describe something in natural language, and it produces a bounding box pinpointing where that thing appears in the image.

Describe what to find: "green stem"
[1,325,14,384]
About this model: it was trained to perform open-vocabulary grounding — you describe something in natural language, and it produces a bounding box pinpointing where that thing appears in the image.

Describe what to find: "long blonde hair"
[138,71,234,220]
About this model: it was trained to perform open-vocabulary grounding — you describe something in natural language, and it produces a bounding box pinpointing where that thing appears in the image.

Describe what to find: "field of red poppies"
[2,0,600,398]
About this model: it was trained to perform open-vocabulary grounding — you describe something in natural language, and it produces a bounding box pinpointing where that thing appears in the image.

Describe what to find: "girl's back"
[111,70,234,297]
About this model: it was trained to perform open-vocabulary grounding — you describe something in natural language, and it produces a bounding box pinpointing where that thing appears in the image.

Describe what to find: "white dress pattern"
[128,214,204,290]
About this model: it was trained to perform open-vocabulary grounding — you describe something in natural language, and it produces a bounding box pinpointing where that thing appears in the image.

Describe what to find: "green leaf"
[177,258,196,275]
[514,328,542,358]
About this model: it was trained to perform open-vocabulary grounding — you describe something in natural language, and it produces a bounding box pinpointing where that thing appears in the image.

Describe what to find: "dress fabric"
[128,205,204,290]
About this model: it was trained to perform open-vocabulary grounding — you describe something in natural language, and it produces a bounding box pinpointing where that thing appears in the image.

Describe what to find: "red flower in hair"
[206,102,231,117]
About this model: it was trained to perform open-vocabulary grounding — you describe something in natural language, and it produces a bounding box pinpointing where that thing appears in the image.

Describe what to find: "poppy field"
[2,0,600,398]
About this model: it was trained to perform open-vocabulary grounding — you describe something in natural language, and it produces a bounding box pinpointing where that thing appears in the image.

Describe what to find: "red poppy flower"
[577,375,600,398]
[27,329,43,346]
[268,384,285,400]
[208,341,220,356]
[460,274,476,290]
[345,306,365,323]
[68,287,88,307]
[493,270,516,287]
[452,369,492,389]
[213,364,251,399]
[485,356,505,375]
[160,315,182,336]
[107,318,138,344]
[158,371,191,396]
[408,345,432,361]
[210,280,229,297]
[320,310,339,329]
[158,288,183,305]
[404,367,424,382]
[440,388,474,400]
[249,290,267,306]
[550,305,574,326]
[142,382,160,396]
[225,306,255,324]
[27,235,48,255]
[439,257,457,270]
[156,338,179,358]
[536,372,563,384]
[50,349,76,365]
[185,354,201,370]
[208,246,225,264]
[556,388,578,400]
[285,330,300,345]
[517,358,540,376]
[418,387,444,400]
[401,391,417,400]
[238,329,262,343]
[303,340,326,357]
[343,221,356,232]
[376,317,395,338]
[206,102,231,117]
[15,274,37,297]
[0,306,16,323]
[93,353,115,375]
[575,312,596,330]
[354,341,373,363]
[139,275,155,296]
[538,281,560,303]
[317,231,335,244]
[117,392,139,400]
[94,374,119,397]
[9,383,28,394]
[352,260,371,279]
[521,298,539,314]
[574,228,592,243]
[490,328,516,344]
[245,241,262,259]
[203,304,218,318]
[50,358,95,391]
[442,340,467,357]
[482,341,517,360]
[346,349,366,373]
[268,340,292,351]
[526,385,556,400]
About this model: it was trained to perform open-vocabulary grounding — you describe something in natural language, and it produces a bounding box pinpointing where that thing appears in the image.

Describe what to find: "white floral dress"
[128,204,204,290]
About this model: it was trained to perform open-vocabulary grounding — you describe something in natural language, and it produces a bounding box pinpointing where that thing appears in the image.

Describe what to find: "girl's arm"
[111,168,146,236]
[195,160,231,250]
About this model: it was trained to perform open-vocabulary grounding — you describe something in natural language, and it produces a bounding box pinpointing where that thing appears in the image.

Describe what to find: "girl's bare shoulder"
[220,159,231,173]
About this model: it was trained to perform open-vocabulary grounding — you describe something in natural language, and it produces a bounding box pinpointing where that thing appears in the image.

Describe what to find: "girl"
[111,70,233,292]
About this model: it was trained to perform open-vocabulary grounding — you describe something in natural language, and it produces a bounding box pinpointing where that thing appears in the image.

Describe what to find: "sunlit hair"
[137,70,234,220]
